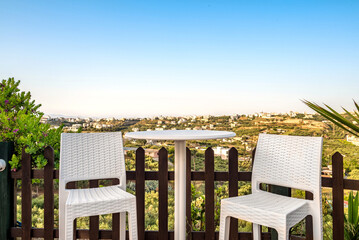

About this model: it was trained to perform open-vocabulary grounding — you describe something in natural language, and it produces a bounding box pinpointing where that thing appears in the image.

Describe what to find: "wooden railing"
[4,146,356,240]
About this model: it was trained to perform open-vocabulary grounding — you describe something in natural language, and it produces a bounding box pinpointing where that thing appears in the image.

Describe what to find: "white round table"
[125,130,236,240]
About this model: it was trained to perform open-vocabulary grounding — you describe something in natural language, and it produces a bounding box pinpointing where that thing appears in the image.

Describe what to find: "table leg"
[175,140,186,240]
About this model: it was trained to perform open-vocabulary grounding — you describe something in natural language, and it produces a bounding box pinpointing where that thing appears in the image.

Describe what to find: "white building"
[213,147,230,159]
[347,135,359,146]
[40,115,50,123]
[70,124,82,132]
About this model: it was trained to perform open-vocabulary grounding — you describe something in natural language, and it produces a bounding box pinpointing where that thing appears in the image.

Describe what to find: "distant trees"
[348,169,359,180]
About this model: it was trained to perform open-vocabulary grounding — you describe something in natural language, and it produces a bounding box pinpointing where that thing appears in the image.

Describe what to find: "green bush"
[345,191,359,240]
[0,78,63,169]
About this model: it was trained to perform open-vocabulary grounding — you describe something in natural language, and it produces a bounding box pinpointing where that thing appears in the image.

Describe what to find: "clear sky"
[1,0,358,118]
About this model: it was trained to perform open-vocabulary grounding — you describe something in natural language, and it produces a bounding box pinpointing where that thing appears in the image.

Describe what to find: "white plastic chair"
[59,132,137,240]
[219,134,323,240]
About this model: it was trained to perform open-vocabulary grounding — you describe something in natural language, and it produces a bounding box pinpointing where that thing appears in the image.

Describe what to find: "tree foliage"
[0,78,63,169]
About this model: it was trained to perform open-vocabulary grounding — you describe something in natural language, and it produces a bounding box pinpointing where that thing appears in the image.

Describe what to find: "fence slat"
[112,178,120,240]
[228,147,238,240]
[305,191,313,240]
[159,147,168,240]
[89,180,99,240]
[136,147,145,240]
[13,177,17,227]
[332,152,344,240]
[205,147,215,240]
[186,148,192,240]
[44,146,54,240]
[21,147,32,240]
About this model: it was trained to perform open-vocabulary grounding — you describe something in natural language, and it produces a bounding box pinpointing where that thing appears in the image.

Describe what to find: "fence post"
[89,179,99,240]
[205,147,215,240]
[228,147,238,240]
[158,147,168,240]
[21,147,32,240]
[186,147,192,240]
[305,191,314,240]
[0,142,14,240]
[44,146,55,240]
[332,152,344,240]
[136,147,145,240]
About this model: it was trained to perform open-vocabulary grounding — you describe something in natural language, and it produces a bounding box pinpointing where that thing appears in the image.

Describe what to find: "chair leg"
[253,223,261,240]
[277,228,289,240]
[65,214,75,240]
[59,196,67,240]
[219,208,231,240]
[59,209,66,240]
[312,213,323,240]
[120,212,126,240]
[128,207,138,240]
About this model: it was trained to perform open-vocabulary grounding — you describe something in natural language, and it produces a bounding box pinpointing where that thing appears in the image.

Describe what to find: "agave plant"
[303,99,359,239]
[302,100,359,137]
[345,191,359,240]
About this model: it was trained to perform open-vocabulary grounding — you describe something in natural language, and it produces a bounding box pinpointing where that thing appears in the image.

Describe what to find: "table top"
[125,130,236,141]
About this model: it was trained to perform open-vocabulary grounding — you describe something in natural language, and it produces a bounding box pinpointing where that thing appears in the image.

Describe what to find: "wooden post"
[89,179,99,240]
[136,147,145,240]
[0,142,14,240]
[332,152,344,240]
[112,178,120,240]
[44,146,55,240]
[228,148,239,240]
[186,148,192,240]
[305,191,314,240]
[21,147,32,240]
[205,147,215,240]
[158,147,168,240]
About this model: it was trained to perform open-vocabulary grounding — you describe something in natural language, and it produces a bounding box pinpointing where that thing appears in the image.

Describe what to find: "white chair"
[219,134,323,240]
[59,132,138,240]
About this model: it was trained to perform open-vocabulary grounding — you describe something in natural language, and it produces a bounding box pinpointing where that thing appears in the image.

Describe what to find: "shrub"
[0,78,62,169]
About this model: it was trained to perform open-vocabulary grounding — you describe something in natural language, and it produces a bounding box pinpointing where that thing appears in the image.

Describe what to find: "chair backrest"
[252,134,323,195]
[60,132,126,187]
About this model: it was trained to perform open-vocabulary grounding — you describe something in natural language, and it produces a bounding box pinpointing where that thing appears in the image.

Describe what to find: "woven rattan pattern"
[219,134,323,240]
[59,132,137,240]
[252,134,322,193]
[60,132,126,183]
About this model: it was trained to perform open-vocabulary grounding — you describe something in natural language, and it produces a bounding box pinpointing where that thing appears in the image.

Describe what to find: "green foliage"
[191,184,206,230]
[345,191,359,240]
[349,170,359,180]
[303,99,359,137]
[322,139,359,172]
[125,151,158,171]
[0,78,63,169]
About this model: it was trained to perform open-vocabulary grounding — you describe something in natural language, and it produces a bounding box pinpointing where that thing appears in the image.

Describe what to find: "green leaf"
[342,108,359,125]
[353,100,359,119]
[302,100,359,137]
[349,192,354,223]
[354,191,359,226]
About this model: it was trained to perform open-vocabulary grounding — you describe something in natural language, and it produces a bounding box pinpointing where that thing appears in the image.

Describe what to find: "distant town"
[41,111,359,147]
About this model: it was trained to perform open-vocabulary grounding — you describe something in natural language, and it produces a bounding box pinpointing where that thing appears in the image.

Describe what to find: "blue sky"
[1,0,358,117]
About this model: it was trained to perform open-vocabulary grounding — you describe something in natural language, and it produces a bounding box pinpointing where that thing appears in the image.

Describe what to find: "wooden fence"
[4,146,357,240]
